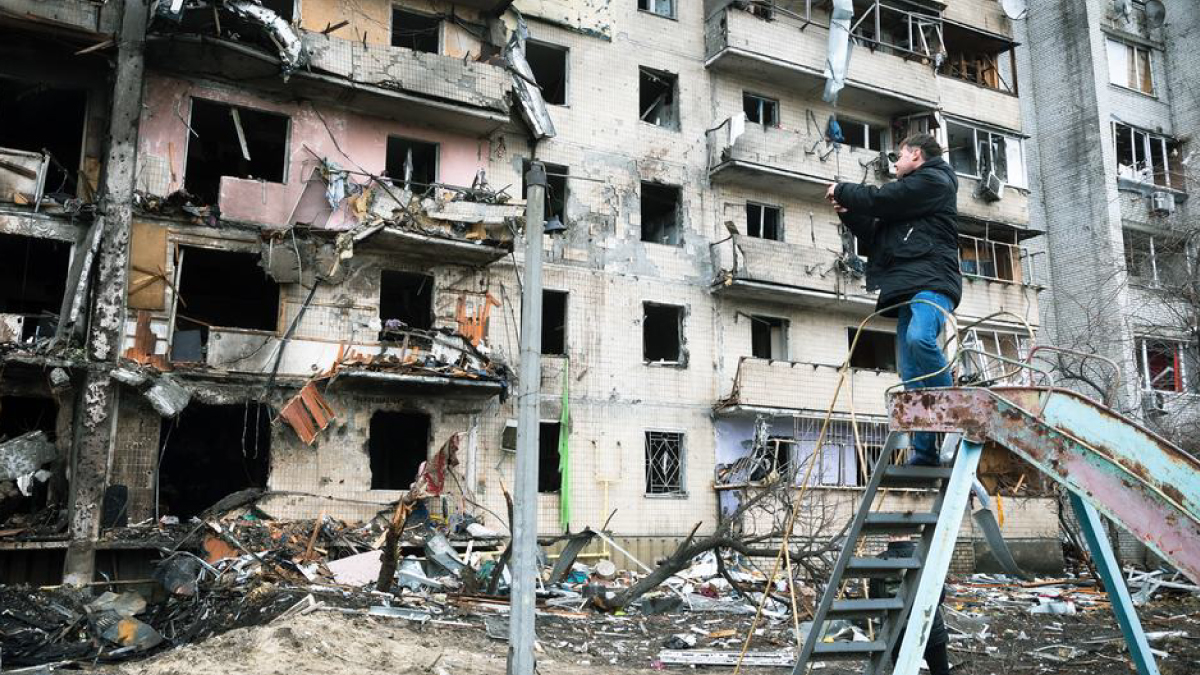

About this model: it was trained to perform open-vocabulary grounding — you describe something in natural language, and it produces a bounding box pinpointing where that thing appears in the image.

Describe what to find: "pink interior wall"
[137,74,487,228]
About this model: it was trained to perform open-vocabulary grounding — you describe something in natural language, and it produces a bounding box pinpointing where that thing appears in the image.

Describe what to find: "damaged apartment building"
[0,0,1063,584]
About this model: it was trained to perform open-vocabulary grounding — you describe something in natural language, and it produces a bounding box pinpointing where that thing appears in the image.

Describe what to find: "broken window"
[639,67,679,130]
[185,99,288,205]
[849,0,942,58]
[640,182,682,245]
[768,436,795,481]
[945,120,1026,188]
[848,328,896,371]
[0,79,88,200]
[522,160,568,223]
[538,421,562,493]
[1113,123,1180,189]
[1107,38,1154,95]
[643,302,684,364]
[172,246,279,361]
[840,119,885,152]
[0,233,70,342]
[391,7,440,53]
[369,410,430,489]
[1136,337,1194,394]
[379,271,434,338]
[638,0,674,19]
[742,93,779,127]
[750,315,788,360]
[542,290,567,356]
[157,402,271,520]
[940,23,1018,93]
[745,202,782,240]
[385,137,439,191]
[525,41,568,106]
[961,329,1028,384]
[1123,229,1189,287]
[645,430,683,495]
[960,234,1023,283]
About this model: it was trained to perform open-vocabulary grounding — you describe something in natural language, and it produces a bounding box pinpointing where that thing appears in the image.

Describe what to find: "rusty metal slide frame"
[889,386,1200,583]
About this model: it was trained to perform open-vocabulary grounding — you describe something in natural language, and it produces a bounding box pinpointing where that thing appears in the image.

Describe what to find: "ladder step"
[862,512,940,531]
[828,597,905,617]
[812,640,888,659]
[880,465,953,488]
[844,556,922,578]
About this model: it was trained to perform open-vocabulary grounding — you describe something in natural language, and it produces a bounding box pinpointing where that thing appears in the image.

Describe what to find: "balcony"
[145,29,511,135]
[705,6,939,117]
[707,122,889,201]
[721,357,899,418]
[956,176,1029,227]
[938,76,1021,133]
[710,233,876,313]
[0,0,116,38]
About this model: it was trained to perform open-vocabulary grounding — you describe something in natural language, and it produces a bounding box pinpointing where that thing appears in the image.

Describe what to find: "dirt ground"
[83,592,1200,675]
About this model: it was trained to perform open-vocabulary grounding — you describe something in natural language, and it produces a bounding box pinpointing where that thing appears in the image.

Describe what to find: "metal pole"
[507,161,547,675]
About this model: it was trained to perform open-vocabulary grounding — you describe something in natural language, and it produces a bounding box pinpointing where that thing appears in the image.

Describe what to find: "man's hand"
[826,182,848,213]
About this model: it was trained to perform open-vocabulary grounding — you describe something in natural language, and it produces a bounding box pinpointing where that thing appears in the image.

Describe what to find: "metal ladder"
[793,431,982,675]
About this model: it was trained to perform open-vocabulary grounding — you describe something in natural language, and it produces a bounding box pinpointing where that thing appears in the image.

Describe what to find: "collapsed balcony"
[145,1,511,135]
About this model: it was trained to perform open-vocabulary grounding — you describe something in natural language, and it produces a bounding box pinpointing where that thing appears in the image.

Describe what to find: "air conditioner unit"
[977,171,1005,202]
[1150,190,1176,215]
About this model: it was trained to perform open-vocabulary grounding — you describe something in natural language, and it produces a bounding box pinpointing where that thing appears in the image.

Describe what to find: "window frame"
[840,118,886,152]
[1113,122,1177,189]
[642,301,686,365]
[525,39,570,107]
[390,6,443,54]
[958,233,1029,285]
[750,314,789,360]
[1135,336,1194,394]
[945,119,1027,188]
[745,201,783,241]
[742,92,780,128]
[644,429,686,496]
[1106,37,1155,96]
[1123,229,1191,288]
[960,328,1030,384]
[637,0,676,20]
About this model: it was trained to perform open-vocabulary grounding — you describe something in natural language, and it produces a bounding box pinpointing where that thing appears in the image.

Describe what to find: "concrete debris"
[0,431,57,482]
[223,0,308,78]
[327,550,385,587]
[505,16,557,140]
[143,374,192,417]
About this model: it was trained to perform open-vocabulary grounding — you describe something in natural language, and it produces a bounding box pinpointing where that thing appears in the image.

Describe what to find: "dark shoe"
[904,452,941,467]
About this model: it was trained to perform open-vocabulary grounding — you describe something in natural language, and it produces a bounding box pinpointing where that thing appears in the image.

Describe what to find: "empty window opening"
[0,396,58,443]
[638,0,674,18]
[172,246,279,361]
[840,119,885,152]
[945,120,1026,188]
[960,234,1023,283]
[542,290,567,356]
[157,402,271,520]
[368,410,430,489]
[391,8,440,53]
[258,0,294,22]
[385,137,439,191]
[0,80,88,200]
[1113,123,1181,189]
[940,23,1017,93]
[1107,38,1153,95]
[522,160,568,222]
[525,41,568,106]
[380,271,434,338]
[645,430,683,494]
[768,436,795,481]
[185,99,288,205]
[1136,338,1193,394]
[742,93,779,127]
[1124,230,1188,287]
[751,315,788,360]
[746,202,782,240]
[0,233,70,342]
[538,421,562,493]
[643,302,684,364]
[639,67,679,130]
[849,328,896,371]
[641,182,682,245]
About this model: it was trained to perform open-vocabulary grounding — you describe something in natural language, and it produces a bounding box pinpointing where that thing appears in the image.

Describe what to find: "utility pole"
[507,161,546,675]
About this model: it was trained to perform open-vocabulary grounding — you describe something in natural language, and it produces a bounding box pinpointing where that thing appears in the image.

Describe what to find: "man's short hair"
[900,133,943,160]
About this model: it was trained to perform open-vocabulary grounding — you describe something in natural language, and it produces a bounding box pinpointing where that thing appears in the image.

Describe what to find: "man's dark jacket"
[834,157,962,316]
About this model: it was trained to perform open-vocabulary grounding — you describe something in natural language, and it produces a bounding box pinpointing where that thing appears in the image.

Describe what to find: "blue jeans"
[896,291,954,460]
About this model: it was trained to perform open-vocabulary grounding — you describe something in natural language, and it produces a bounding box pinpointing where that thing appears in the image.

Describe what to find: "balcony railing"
[959,233,1042,287]
[710,232,876,310]
[722,356,899,417]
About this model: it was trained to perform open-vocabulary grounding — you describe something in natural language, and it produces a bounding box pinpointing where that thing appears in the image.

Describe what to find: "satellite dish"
[1145,0,1166,28]
[1000,0,1027,20]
